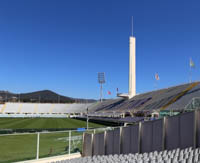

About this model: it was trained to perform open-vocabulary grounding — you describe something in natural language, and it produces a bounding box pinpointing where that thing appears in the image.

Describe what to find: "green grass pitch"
[0,118,104,163]
[0,118,104,129]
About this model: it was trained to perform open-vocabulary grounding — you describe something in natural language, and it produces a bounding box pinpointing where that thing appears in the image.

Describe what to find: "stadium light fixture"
[98,72,105,102]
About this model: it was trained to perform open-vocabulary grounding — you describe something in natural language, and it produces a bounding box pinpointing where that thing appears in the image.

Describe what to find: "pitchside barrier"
[82,109,200,157]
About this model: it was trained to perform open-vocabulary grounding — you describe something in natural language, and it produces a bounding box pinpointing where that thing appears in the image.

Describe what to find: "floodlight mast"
[98,72,105,102]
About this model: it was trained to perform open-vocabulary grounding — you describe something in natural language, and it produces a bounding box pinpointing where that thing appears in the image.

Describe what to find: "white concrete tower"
[117,16,136,99]
[129,35,136,98]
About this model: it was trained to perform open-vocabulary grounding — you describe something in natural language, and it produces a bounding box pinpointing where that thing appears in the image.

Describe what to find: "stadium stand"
[1,82,199,117]
[52,147,200,163]
[0,102,94,115]
[185,97,200,110]
[89,82,200,116]
[0,104,4,111]
[82,116,144,124]
[166,84,200,111]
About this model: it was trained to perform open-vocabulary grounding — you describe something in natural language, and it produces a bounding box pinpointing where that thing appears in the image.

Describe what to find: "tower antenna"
[131,16,133,36]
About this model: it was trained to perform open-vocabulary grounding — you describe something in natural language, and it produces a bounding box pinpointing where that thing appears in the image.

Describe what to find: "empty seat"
[51,147,200,163]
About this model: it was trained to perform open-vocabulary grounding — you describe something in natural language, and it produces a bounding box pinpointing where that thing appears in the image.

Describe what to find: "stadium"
[1,27,200,163]
[1,1,200,163]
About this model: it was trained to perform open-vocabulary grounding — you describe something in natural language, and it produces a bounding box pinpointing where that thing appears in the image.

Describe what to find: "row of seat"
[52,147,200,163]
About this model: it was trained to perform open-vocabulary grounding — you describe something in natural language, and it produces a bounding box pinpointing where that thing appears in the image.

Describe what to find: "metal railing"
[0,127,117,163]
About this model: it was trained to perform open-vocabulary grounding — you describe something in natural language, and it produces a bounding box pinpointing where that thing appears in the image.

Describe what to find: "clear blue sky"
[0,0,200,99]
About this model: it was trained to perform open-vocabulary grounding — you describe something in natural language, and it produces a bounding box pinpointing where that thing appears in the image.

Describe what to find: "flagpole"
[154,73,159,90]
[189,58,193,83]
[189,65,192,83]
[189,58,191,83]
[154,80,157,90]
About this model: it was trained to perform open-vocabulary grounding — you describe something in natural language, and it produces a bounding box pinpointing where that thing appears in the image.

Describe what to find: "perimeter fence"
[83,110,200,157]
